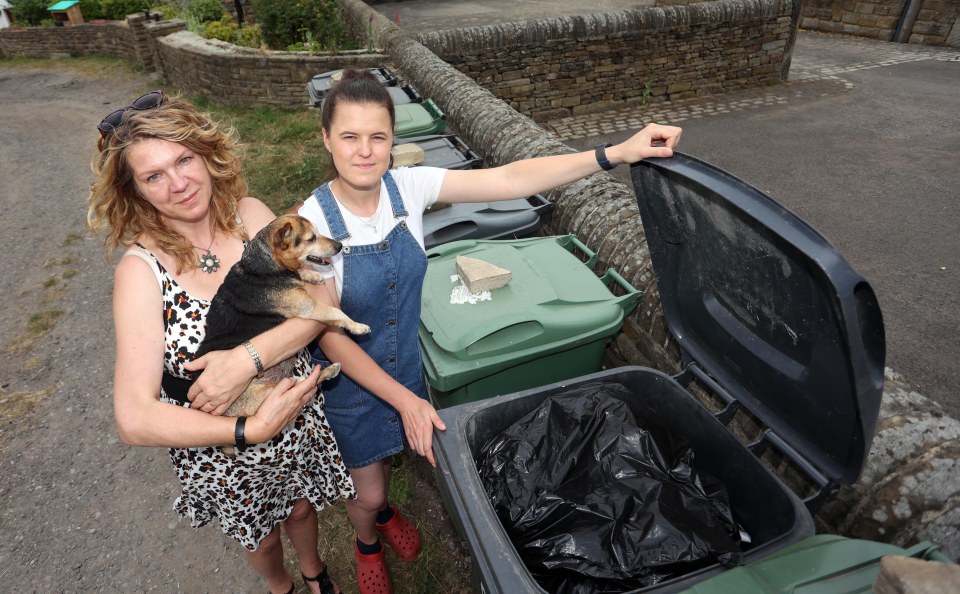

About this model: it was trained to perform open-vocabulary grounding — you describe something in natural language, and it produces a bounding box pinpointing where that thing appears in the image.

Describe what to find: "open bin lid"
[630,153,884,487]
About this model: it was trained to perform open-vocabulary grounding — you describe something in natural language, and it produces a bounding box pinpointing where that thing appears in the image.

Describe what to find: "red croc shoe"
[375,505,422,562]
[355,543,392,594]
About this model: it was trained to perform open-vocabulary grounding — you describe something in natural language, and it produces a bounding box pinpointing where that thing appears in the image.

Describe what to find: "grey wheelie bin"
[422,195,554,250]
[396,134,483,170]
[385,84,423,106]
[306,67,398,107]
[430,153,886,593]
[395,134,553,248]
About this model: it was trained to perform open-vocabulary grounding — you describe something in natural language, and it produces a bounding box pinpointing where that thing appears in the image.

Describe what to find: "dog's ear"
[272,220,295,253]
[270,219,304,271]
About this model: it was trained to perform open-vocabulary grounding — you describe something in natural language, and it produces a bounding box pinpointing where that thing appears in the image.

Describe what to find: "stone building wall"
[909,0,960,43]
[801,0,908,40]
[799,0,959,45]
[657,0,960,46]
[414,0,799,121]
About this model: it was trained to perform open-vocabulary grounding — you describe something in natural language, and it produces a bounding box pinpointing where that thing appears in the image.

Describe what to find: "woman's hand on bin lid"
[609,123,683,166]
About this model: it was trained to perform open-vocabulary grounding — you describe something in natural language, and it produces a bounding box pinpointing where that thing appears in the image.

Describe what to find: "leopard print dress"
[128,246,356,552]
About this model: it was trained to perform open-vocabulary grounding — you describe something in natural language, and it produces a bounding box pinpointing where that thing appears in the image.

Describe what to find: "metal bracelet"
[242,340,264,376]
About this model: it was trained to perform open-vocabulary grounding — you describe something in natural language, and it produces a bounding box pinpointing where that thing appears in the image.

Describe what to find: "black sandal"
[303,566,338,594]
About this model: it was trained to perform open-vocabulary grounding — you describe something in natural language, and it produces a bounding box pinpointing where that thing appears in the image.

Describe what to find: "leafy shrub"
[199,15,262,49]
[250,0,355,52]
[200,14,236,41]
[235,22,262,48]
[100,0,153,21]
[184,0,225,24]
[10,0,48,26]
[79,0,105,20]
[153,1,182,20]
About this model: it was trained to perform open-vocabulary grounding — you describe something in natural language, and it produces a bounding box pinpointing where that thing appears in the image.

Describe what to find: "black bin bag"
[476,382,745,594]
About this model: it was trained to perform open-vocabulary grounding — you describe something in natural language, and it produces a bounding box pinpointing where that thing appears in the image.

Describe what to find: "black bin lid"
[630,154,885,485]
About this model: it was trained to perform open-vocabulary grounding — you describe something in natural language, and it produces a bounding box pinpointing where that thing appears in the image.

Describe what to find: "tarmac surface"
[379,1,960,418]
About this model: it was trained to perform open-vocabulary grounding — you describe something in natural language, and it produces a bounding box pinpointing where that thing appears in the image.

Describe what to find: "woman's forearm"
[317,329,420,410]
[116,393,238,448]
[246,317,325,369]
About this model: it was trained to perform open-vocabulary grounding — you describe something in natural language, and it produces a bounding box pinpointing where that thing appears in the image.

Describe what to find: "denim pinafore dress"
[309,172,429,468]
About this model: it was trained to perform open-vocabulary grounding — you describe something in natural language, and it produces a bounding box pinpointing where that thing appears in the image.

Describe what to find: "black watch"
[595,143,615,170]
[235,416,247,450]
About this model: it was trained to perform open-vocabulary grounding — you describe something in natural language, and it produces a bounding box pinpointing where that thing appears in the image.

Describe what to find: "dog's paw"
[317,362,341,383]
[349,323,371,335]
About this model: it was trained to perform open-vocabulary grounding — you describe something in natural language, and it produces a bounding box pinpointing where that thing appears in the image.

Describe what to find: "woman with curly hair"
[88,91,354,594]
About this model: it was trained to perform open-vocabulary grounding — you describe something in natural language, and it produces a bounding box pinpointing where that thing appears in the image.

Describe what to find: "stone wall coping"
[157,30,385,63]
[417,0,795,51]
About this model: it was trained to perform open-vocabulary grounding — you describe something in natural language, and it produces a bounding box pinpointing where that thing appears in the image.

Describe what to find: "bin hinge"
[747,429,836,513]
[675,362,741,426]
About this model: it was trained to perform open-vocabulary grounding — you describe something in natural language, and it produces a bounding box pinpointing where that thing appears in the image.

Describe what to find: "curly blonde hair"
[87,95,248,274]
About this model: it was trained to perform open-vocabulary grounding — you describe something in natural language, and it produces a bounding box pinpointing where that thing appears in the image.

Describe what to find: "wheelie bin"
[430,153,886,593]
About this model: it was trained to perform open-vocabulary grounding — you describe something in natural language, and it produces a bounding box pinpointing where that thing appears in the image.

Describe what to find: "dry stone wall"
[1,0,802,114]
[0,12,185,68]
[415,0,799,121]
[151,32,387,107]
[0,16,144,63]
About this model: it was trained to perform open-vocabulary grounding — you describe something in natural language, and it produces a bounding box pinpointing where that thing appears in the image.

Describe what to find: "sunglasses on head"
[97,90,165,137]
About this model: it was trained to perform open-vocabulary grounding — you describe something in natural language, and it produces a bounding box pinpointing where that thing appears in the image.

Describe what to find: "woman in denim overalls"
[302,70,683,594]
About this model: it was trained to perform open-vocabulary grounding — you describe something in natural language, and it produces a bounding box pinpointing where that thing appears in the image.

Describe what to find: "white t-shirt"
[298,166,447,298]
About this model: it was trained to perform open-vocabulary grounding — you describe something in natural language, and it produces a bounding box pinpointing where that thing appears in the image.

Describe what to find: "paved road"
[382,0,960,417]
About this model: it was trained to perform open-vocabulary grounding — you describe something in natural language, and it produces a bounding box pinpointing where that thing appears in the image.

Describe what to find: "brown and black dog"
[194,214,369,418]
